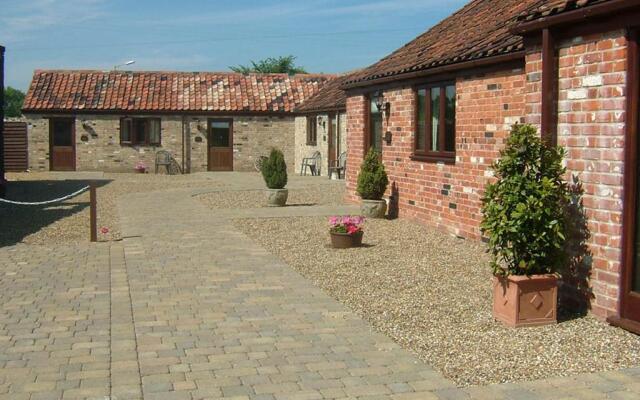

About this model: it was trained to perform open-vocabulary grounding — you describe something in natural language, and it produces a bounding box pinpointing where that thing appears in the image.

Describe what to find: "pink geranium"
[329,215,365,235]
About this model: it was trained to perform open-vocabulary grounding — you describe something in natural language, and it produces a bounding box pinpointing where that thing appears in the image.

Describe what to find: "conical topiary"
[261,148,288,189]
[356,148,388,200]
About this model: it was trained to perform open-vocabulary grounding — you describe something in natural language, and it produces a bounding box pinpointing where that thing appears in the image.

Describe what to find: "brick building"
[343,0,640,332]
[22,70,331,173]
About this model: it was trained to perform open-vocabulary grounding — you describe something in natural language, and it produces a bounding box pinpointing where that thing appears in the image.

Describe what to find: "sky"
[1,0,468,91]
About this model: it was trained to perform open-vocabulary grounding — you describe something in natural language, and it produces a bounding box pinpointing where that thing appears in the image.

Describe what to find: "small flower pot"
[265,188,288,207]
[360,199,387,218]
[330,231,364,249]
[135,168,146,174]
[493,274,558,328]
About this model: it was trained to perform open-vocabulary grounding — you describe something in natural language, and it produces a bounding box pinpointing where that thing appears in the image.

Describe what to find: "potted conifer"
[261,148,288,207]
[357,149,389,218]
[481,124,570,327]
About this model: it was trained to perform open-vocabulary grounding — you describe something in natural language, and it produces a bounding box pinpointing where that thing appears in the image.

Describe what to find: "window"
[306,116,317,145]
[415,82,456,161]
[120,117,161,146]
[209,120,231,147]
[367,96,383,152]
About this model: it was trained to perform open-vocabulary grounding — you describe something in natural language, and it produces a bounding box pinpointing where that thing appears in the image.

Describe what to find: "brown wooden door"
[328,114,339,173]
[49,118,75,171]
[207,119,233,171]
[620,31,640,328]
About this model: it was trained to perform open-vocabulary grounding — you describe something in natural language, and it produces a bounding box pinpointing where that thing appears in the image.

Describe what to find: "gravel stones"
[196,184,346,209]
[236,216,640,386]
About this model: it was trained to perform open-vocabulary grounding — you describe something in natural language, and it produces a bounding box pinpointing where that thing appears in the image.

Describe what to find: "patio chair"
[300,151,322,176]
[328,151,347,179]
[155,150,181,175]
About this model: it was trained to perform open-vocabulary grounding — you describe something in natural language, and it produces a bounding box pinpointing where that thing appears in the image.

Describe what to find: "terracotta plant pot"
[330,231,363,249]
[493,274,558,328]
[135,168,146,174]
[265,188,288,207]
[360,199,387,218]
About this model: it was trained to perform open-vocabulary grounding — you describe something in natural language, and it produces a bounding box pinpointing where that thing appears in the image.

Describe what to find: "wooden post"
[90,182,97,242]
[0,45,6,197]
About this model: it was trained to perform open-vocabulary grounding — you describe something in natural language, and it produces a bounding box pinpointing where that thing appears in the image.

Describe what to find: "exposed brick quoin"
[346,29,629,320]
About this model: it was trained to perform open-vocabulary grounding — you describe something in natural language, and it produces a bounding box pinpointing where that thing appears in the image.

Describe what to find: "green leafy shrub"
[356,149,389,200]
[481,124,570,276]
[261,148,288,189]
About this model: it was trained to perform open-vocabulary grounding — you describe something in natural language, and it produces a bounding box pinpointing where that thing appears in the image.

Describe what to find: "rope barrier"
[0,186,90,206]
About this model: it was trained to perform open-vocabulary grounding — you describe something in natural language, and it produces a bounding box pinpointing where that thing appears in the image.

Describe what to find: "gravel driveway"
[236,216,640,386]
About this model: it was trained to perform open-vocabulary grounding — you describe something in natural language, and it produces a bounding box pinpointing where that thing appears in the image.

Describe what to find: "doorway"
[49,118,75,171]
[616,29,640,332]
[207,119,233,171]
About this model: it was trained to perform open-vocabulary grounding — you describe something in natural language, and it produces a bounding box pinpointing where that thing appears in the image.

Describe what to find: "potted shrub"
[261,148,288,207]
[481,124,570,328]
[356,149,389,218]
[329,215,365,248]
[134,161,147,174]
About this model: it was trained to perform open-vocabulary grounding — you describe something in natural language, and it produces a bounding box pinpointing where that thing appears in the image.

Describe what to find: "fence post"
[90,182,97,242]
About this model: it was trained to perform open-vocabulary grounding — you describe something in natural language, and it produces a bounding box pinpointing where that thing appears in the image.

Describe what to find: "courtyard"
[0,172,638,399]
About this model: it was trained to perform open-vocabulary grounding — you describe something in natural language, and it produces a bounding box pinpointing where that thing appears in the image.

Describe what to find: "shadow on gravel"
[0,179,111,247]
[284,203,317,207]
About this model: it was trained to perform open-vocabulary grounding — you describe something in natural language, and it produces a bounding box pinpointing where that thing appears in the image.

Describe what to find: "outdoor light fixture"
[374,91,392,145]
[373,91,391,119]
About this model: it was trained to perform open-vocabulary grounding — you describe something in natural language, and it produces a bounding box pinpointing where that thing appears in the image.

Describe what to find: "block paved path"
[113,188,454,399]
[1,180,638,400]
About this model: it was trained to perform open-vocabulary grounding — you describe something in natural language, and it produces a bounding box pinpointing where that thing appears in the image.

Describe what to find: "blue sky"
[1,0,467,91]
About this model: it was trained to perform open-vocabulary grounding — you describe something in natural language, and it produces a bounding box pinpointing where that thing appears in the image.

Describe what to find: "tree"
[230,55,307,75]
[4,87,25,118]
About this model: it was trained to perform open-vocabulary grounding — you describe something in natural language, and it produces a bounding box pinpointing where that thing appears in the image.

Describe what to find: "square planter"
[493,274,558,328]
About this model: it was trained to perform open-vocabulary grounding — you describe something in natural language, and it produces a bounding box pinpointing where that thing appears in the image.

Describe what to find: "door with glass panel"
[368,97,383,153]
[49,118,75,171]
[208,119,233,171]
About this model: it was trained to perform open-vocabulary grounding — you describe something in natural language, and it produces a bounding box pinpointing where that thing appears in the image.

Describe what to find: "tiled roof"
[295,74,351,113]
[23,70,333,114]
[344,0,542,87]
[516,0,611,23]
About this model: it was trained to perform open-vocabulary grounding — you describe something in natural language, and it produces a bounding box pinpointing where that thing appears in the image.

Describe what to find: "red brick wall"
[526,30,628,319]
[345,68,526,239]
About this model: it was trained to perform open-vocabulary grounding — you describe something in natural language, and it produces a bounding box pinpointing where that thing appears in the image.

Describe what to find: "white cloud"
[0,0,107,42]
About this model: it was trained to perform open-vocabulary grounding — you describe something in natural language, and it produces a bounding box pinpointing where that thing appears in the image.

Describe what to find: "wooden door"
[49,118,75,171]
[328,114,336,173]
[207,119,233,171]
[618,30,640,332]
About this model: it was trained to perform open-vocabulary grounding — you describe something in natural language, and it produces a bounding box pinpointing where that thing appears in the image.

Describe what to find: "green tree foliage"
[356,148,389,200]
[4,87,25,117]
[481,124,571,276]
[230,55,307,75]
[261,148,288,189]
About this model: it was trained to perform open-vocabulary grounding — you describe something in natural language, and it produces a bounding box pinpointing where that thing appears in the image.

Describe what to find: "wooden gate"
[3,122,28,172]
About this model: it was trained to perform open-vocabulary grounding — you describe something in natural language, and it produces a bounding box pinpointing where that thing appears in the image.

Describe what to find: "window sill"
[411,153,455,164]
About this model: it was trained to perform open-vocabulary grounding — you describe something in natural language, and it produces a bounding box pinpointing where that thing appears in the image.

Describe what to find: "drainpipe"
[181,115,191,174]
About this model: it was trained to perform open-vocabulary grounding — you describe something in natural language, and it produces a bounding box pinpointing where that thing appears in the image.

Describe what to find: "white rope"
[0,186,90,206]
